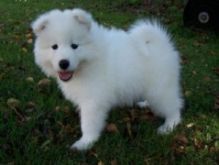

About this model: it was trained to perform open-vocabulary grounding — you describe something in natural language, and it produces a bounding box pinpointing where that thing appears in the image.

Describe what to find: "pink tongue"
[58,71,73,81]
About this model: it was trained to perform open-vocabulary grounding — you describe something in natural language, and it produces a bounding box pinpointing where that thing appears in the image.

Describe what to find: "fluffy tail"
[128,20,173,57]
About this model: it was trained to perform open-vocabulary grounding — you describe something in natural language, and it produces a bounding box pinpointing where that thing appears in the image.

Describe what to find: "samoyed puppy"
[32,8,183,151]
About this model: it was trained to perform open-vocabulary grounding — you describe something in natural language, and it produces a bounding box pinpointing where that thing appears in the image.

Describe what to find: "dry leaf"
[172,134,188,155]
[203,76,211,82]
[210,51,216,56]
[7,98,26,121]
[40,139,51,149]
[193,41,203,47]
[63,124,74,134]
[55,106,61,112]
[26,101,36,109]
[98,161,104,165]
[63,106,70,113]
[25,33,32,38]
[37,78,51,88]
[193,137,204,150]
[140,110,155,121]
[192,70,197,75]
[111,160,117,165]
[126,122,132,138]
[106,123,118,133]
[184,90,192,97]
[26,77,34,83]
[27,38,33,44]
[122,117,131,123]
[22,47,27,53]
[175,145,186,155]
[174,134,189,146]
[186,123,194,128]
[0,73,5,80]
[213,67,219,76]
[6,162,14,165]
[7,98,20,109]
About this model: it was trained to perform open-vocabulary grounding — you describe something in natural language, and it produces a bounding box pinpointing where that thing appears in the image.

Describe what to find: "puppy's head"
[32,8,96,82]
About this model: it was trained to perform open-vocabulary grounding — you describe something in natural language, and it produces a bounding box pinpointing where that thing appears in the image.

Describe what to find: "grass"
[0,0,219,164]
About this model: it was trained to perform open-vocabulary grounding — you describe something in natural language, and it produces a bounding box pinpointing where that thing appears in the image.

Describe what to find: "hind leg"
[157,111,181,134]
[147,91,183,134]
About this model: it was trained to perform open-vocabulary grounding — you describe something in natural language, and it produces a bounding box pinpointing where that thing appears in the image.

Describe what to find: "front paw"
[70,138,94,151]
[157,124,172,134]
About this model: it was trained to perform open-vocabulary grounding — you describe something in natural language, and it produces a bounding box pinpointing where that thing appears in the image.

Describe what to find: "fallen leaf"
[27,38,33,44]
[7,98,20,109]
[213,67,219,76]
[106,123,119,133]
[25,101,36,113]
[126,122,132,138]
[6,162,14,165]
[98,161,104,165]
[111,159,117,165]
[192,70,197,75]
[193,137,204,150]
[122,117,131,123]
[27,101,36,108]
[7,98,26,121]
[26,76,34,83]
[209,146,218,153]
[40,139,51,149]
[210,51,216,56]
[174,134,189,146]
[25,33,32,39]
[172,134,188,155]
[37,78,51,88]
[184,90,192,97]
[63,106,70,113]
[63,124,74,134]
[0,73,5,80]
[55,106,61,112]
[140,110,155,121]
[88,150,99,158]
[193,41,203,47]
[186,123,194,128]
[175,145,186,155]
[203,76,211,82]
[22,47,27,53]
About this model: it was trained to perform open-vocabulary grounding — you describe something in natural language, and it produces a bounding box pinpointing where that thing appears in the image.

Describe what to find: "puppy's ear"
[72,8,92,30]
[31,15,49,35]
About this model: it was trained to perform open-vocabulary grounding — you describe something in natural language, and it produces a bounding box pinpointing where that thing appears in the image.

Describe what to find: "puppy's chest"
[59,81,84,102]
[59,78,99,105]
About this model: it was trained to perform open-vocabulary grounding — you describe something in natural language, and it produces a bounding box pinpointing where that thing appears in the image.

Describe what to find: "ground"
[0,0,219,164]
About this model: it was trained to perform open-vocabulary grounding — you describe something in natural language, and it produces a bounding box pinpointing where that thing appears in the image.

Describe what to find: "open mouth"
[58,71,74,82]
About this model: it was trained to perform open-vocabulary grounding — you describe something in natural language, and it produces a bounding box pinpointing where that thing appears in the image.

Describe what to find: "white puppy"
[32,8,183,151]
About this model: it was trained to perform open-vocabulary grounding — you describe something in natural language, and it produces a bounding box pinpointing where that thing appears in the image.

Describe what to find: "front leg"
[71,103,109,151]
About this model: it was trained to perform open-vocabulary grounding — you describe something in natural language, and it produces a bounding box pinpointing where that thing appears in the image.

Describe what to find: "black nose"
[59,59,69,70]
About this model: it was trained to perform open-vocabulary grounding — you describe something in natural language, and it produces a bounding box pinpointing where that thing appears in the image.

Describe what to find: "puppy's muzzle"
[58,59,74,82]
[59,59,69,70]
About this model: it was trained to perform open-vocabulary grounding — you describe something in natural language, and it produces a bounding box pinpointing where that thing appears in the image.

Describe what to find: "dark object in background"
[183,0,219,29]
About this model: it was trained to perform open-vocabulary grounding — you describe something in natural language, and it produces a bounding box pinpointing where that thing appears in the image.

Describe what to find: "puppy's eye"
[52,44,58,50]
[71,43,78,49]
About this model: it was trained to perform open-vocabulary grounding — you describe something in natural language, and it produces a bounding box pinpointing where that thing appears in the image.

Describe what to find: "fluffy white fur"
[32,8,183,151]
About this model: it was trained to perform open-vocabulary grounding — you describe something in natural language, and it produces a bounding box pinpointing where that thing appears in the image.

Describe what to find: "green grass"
[0,0,219,164]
